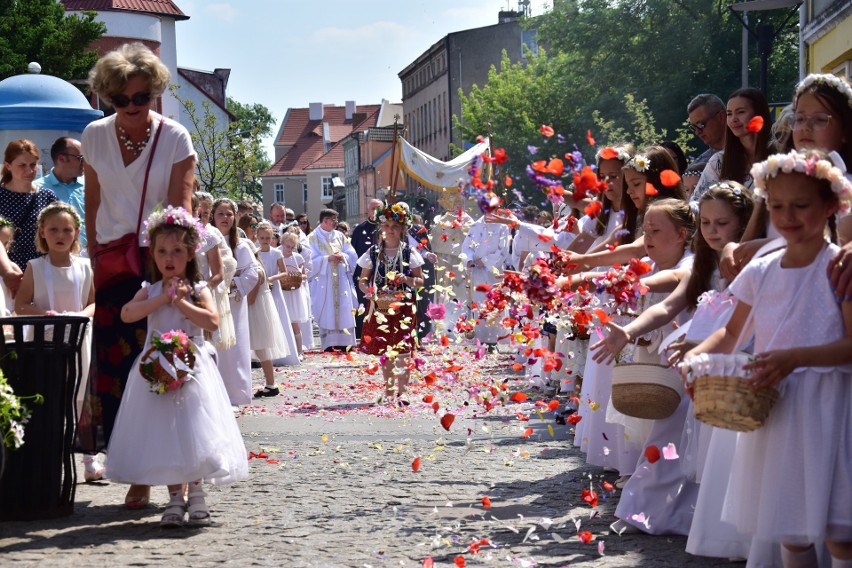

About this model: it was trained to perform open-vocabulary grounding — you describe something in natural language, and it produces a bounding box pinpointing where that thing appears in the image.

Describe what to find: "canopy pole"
[389,114,401,203]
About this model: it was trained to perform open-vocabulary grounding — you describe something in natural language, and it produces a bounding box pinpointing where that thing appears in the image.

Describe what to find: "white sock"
[781,545,817,568]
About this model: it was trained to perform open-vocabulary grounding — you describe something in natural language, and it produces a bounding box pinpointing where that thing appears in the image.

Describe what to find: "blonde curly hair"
[88,42,171,102]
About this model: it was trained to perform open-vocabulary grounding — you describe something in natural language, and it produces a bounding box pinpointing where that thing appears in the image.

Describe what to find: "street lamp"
[730,0,802,95]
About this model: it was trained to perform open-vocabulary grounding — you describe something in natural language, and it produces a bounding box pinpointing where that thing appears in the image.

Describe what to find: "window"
[302,181,308,205]
[273,183,284,204]
[522,29,538,58]
[321,176,334,201]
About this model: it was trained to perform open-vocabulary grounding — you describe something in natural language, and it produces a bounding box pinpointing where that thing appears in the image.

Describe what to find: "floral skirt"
[358,301,417,356]
[75,268,148,453]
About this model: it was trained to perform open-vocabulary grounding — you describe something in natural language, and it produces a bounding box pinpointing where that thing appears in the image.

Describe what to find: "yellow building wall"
[809,15,852,75]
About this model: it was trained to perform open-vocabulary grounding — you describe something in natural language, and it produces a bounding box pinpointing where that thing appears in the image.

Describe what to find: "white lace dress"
[104,281,248,486]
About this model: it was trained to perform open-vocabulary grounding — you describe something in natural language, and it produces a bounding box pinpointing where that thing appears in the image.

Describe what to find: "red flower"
[510,392,528,402]
[412,456,421,472]
[481,496,492,509]
[660,169,681,187]
[573,166,606,200]
[567,413,582,425]
[581,488,599,507]
[747,116,764,133]
[599,147,619,160]
[578,530,594,544]
[440,413,455,431]
[586,129,596,146]
[584,200,603,219]
[546,157,564,176]
[539,124,555,137]
[493,147,508,164]
[645,182,659,196]
[644,444,661,463]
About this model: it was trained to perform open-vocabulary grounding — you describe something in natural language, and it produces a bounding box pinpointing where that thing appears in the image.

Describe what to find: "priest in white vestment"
[461,215,510,346]
[307,209,358,351]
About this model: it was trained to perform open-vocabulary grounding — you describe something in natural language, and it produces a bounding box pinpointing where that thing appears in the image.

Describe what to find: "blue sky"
[174,0,550,154]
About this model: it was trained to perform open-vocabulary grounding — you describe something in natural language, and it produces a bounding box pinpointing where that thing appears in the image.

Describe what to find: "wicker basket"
[374,292,401,313]
[279,272,302,291]
[611,362,683,420]
[139,345,196,391]
[693,375,778,432]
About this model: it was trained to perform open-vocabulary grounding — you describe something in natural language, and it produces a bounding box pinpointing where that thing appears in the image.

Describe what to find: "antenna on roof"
[518,0,531,17]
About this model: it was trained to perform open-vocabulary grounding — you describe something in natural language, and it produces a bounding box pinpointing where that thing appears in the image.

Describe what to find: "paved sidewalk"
[0,346,738,567]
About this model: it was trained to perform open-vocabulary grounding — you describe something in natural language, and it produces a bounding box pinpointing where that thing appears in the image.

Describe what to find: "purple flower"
[528,145,538,155]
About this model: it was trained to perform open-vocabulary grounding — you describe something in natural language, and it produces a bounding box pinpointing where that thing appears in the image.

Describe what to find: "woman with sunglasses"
[78,42,197,510]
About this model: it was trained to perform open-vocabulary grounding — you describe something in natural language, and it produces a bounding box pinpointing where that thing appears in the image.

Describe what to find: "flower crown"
[378,201,413,228]
[751,150,852,214]
[595,146,632,164]
[142,205,207,251]
[0,217,15,230]
[625,154,650,172]
[796,73,852,107]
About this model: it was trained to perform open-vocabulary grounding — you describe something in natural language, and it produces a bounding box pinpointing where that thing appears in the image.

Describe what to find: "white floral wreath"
[142,205,207,251]
[751,150,852,214]
[594,146,632,163]
[625,154,650,172]
[796,73,852,107]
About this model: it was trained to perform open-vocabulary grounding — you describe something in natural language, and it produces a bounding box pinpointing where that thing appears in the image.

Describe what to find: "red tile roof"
[264,104,381,177]
[61,0,189,20]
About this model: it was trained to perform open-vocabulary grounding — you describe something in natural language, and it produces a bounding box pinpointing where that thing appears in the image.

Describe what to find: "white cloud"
[205,3,238,23]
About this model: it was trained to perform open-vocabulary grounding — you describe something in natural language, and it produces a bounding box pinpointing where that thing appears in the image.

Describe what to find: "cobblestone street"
[0,347,736,567]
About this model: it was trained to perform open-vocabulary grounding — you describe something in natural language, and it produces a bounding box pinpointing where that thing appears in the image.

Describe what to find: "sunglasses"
[61,153,84,162]
[688,111,722,134]
[110,91,151,108]
[298,220,308,226]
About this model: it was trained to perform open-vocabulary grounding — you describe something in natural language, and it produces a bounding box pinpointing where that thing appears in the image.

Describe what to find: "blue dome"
[0,72,103,131]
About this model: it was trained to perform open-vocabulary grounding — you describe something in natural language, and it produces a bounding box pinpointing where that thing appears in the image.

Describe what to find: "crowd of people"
[0,38,849,565]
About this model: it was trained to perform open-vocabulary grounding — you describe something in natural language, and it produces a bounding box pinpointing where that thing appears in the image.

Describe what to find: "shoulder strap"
[136,118,165,235]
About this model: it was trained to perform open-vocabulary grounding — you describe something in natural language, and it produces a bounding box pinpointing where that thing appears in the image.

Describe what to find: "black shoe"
[251,360,262,368]
[254,386,279,398]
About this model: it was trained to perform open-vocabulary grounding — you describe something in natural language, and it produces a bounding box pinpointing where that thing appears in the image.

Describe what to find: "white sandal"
[187,486,211,526]
[160,497,186,528]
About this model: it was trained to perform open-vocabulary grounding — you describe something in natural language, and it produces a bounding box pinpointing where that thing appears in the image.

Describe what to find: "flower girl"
[107,206,247,527]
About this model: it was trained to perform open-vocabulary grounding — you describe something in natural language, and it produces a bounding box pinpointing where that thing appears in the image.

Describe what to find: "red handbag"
[92,118,163,290]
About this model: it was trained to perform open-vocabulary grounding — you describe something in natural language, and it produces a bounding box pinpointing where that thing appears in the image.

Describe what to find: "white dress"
[217,241,258,405]
[104,281,248,486]
[197,225,236,350]
[256,248,299,365]
[723,244,851,549]
[280,252,310,323]
[246,260,289,362]
[27,256,93,411]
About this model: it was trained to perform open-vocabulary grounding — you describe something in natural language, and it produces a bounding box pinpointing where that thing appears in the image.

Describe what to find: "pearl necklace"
[118,124,151,156]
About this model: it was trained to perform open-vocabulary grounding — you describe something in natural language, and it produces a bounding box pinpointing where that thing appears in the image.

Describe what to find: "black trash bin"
[0,316,88,521]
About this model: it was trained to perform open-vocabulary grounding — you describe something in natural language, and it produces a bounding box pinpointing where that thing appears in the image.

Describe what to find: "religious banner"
[397,136,490,190]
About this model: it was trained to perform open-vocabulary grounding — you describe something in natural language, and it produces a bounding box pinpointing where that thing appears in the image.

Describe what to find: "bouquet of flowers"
[139,329,197,395]
[592,258,653,312]
[0,370,41,449]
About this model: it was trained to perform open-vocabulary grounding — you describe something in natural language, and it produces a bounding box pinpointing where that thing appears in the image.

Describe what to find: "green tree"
[456,0,799,207]
[226,96,275,184]
[172,86,270,201]
[0,0,105,82]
